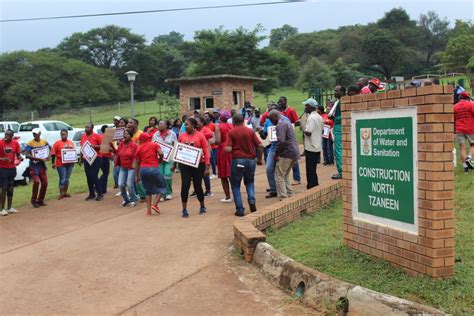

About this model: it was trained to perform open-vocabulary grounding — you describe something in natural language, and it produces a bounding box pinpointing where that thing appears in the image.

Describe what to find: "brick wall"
[341,85,455,278]
[179,79,254,115]
[233,181,342,262]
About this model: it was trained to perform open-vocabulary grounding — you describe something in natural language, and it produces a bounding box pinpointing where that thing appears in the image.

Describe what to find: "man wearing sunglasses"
[0,130,23,216]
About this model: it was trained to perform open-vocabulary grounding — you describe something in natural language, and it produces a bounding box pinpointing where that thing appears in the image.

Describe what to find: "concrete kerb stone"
[254,243,446,315]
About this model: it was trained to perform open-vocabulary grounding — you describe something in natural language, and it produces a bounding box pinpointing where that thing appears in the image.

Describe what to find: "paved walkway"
[0,159,336,315]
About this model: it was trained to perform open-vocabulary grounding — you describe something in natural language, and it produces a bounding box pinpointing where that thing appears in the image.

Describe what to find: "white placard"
[81,140,97,165]
[322,125,331,139]
[269,126,277,142]
[61,148,78,163]
[32,146,50,160]
[113,128,125,141]
[173,142,203,168]
[155,141,175,163]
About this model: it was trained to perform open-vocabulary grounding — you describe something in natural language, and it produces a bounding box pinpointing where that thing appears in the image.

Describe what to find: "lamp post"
[125,71,138,117]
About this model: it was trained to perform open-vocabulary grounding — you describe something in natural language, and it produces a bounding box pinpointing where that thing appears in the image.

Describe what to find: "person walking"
[111,129,138,207]
[135,133,165,215]
[320,104,334,165]
[196,116,214,197]
[25,128,50,208]
[0,130,23,216]
[454,91,474,172]
[329,85,346,180]
[153,120,177,200]
[303,100,323,189]
[225,114,263,216]
[80,124,103,201]
[51,129,75,200]
[214,110,234,203]
[128,118,146,201]
[173,118,210,218]
[113,117,128,195]
[98,125,111,195]
[268,110,300,200]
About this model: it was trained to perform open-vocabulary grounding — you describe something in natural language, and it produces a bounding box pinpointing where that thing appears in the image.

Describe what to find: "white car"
[14,142,30,185]
[0,121,20,138]
[72,124,115,157]
[17,120,76,146]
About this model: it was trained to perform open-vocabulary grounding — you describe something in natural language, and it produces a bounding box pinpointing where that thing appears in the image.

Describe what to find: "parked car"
[17,120,75,145]
[72,124,115,157]
[0,121,20,138]
[14,142,30,185]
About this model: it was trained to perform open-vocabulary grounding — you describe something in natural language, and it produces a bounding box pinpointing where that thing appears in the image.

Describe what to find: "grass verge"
[266,165,473,315]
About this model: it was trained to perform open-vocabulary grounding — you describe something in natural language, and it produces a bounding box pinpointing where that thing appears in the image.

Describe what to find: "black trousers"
[305,150,321,189]
[180,163,205,203]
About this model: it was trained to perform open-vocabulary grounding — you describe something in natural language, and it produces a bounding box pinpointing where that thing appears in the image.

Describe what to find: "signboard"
[173,142,203,168]
[154,141,175,163]
[32,146,50,160]
[81,140,98,165]
[352,107,418,234]
[61,149,78,163]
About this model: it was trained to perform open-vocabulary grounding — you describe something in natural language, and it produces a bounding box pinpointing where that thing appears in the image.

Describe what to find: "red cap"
[138,132,152,142]
[369,78,381,88]
[460,91,470,98]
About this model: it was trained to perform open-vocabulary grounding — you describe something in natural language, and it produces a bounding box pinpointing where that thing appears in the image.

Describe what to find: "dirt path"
[0,159,336,315]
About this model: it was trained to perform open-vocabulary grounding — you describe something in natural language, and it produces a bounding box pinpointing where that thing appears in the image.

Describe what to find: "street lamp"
[125,71,138,117]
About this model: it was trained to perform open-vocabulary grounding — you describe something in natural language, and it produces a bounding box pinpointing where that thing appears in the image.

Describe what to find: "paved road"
[0,159,336,315]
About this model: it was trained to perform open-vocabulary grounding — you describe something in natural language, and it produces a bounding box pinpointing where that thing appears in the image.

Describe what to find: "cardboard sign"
[173,142,203,168]
[81,140,97,165]
[100,128,115,153]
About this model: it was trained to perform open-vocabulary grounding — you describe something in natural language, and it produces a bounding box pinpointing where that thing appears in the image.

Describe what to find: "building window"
[189,97,201,111]
[204,97,214,109]
[233,91,242,107]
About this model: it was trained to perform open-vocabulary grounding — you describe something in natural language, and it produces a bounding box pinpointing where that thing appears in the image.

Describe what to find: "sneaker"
[115,191,122,197]
[199,206,207,215]
[190,192,197,198]
[220,198,232,203]
[466,157,474,169]
[85,195,96,201]
[204,191,214,197]
[160,197,165,202]
[120,201,129,207]
[331,173,342,180]
[32,202,40,208]
[182,209,189,218]
[249,203,257,213]
[7,208,18,213]
[464,163,469,173]
[210,174,218,180]
[130,202,137,208]
[234,211,244,217]
[165,195,173,200]
[1,209,8,216]
[95,194,104,201]
[265,192,277,199]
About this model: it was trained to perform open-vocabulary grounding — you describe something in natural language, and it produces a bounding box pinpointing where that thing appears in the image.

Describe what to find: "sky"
[0,0,473,53]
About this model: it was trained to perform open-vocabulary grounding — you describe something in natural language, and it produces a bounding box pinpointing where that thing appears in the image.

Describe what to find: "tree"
[296,58,335,92]
[269,24,298,48]
[331,58,363,87]
[152,31,185,48]
[417,11,450,66]
[57,25,145,71]
[440,20,474,72]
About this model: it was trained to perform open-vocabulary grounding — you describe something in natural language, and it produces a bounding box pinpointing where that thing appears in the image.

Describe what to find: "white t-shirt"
[304,111,323,153]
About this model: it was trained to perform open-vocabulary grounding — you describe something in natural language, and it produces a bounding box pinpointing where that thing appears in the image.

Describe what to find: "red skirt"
[217,146,232,178]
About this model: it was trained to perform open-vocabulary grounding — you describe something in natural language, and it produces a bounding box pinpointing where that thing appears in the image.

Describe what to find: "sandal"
[151,205,160,214]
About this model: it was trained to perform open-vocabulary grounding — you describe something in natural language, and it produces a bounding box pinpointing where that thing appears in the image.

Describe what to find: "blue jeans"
[322,137,334,164]
[292,160,301,182]
[265,147,276,193]
[211,148,218,175]
[57,164,74,189]
[113,165,120,186]
[118,167,137,203]
[230,158,256,215]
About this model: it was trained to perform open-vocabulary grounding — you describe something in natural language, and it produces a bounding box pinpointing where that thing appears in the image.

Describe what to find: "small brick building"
[165,74,265,115]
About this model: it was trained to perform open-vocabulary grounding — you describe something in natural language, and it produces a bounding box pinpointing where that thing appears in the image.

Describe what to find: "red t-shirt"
[281,107,299,124]
[52,140,75,167]
[207,123,218,149]
[454,99,474,134]
[117,141,138,169]
[226,125,262,159]
[0,139,21,169]
[135,141,161,168]
[260,111,269,125]
[199,126,214,140]
[178,131,211,164]
[321,113,334,129]
[80,132,103,158]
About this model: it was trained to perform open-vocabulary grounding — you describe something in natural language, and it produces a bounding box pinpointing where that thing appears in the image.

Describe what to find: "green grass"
[253,88,308,114]
[266,165,474,315]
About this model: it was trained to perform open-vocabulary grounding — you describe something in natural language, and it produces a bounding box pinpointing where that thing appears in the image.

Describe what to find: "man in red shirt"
[278,96,301,185]
[225,114,263,217]
[0,130,23,215]
[454,91,474,172]
[80,123,103,201]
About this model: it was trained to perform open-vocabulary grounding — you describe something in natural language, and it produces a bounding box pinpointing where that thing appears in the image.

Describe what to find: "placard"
[32,146,50,160]
[155,141,175,163]
[113,128,125,141]
[100,128,115,153]
[322,124,331,139]
[173,142,202,168]
[81,140,97,165]
[61,148,78,163]
[269,126,277,142]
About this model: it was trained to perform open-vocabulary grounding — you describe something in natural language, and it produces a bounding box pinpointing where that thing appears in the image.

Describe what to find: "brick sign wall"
[341,85,455,278]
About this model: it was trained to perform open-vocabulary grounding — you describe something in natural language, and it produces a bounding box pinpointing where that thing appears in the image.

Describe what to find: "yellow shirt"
[131,130,143,144]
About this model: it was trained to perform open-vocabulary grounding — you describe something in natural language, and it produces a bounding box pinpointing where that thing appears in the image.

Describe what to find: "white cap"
[32,128,41,134]
[114,116,121,121]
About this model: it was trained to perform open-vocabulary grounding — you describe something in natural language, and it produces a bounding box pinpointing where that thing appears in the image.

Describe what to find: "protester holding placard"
[0,130,23,216]
[98,125,112,196]
[135,133,165,216]
[112,117,128,193]
[153,120,177,201]
[25,128,50,208]
[51,129,76,200]
[213,110,233,203]
[195,116,214,197]
[173,118,210,218]
[80,124,103,201]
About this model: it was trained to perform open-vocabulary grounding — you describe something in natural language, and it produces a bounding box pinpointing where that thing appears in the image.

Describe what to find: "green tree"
[332,58,362,87]
[417,11,450,66]
[440,20,474,72]
[296,57,335,92]
[269,24,298,48]
[57,25,145,71]
[152,31,185,48]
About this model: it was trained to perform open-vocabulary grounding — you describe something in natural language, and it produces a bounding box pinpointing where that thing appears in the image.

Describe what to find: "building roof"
[165,74,266,84]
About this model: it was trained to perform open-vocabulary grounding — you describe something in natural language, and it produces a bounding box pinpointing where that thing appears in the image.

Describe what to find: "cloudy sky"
[1,0,473,53]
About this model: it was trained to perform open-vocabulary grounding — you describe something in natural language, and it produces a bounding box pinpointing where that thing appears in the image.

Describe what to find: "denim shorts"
[140,167,166,196]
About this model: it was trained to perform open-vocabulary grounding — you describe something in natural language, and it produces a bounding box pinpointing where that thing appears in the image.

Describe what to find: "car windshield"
[72,131,84,141]
[11,124,19,132]
[19,123,39,132]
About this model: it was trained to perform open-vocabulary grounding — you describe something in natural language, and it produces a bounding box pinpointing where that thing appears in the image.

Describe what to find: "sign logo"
[360,128,372,156]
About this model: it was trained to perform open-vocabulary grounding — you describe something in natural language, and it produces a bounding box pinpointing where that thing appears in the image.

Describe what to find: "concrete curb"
[253,242,446,315]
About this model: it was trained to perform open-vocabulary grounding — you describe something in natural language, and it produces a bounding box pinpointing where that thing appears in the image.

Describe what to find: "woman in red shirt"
[111,129,138,207]
[214,110,233,203]
[135,132,165,216]
[173,118,210,218]
[196,116,214,197]
[51,129,76,200]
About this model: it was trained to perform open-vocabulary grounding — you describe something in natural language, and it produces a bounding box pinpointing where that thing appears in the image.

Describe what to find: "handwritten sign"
[32,146,50,160]
[173,142,202,168]
[113,128,125,141]
[81,140,97,165]
[61,148,78,163]
[155,141,175,163]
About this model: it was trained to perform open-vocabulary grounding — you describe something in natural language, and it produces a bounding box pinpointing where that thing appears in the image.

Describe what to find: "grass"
[266,164,474,315]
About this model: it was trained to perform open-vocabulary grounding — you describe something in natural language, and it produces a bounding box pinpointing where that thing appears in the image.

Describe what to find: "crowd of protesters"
[1,77,472,217]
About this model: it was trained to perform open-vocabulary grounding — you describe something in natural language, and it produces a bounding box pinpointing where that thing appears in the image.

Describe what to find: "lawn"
[266,164,474,315]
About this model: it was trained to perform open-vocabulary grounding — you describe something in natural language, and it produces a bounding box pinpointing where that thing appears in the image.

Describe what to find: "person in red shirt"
[51,129,76,200]
[135,132,164,215]
[0,130,23,216]
[278,96,301,185]
[454,91,474,172]
[80,123,103,201]
[319,104,335,165]
[225,114,263,216]
[173,118,210,218]
[214,110,234,203]
[196,116,214,197]
[111,129,138,207]
[98,125,112,196]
